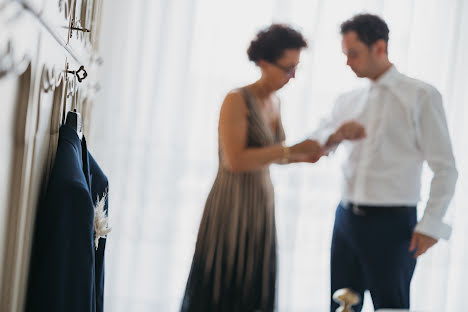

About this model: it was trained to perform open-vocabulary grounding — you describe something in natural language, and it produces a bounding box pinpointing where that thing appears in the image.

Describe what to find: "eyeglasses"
[270,62,298,77]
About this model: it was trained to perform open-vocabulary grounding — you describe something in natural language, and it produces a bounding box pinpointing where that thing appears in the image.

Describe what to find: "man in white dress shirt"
[312,14,458,312]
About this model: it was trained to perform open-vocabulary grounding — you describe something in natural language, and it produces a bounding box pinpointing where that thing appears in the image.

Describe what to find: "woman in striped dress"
[181,24,322,312]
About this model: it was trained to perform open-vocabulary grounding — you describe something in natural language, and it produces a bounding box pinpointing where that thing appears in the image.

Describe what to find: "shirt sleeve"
[308,94,347,146]
[413,88,458,240]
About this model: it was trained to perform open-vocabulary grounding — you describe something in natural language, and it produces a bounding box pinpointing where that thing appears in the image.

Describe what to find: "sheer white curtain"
[89,0,468,311]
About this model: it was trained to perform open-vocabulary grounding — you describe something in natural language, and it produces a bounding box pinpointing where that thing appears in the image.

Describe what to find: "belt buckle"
[352,203,366,216]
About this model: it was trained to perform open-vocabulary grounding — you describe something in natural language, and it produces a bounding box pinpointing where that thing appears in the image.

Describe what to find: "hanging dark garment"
[26,124,109,312]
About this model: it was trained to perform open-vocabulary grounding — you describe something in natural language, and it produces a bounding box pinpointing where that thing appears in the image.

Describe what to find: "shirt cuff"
[414,214,452,240]
[308,129,333,146]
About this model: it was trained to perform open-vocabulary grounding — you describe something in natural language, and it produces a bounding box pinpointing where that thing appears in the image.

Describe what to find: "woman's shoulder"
[227,85,251,96]
[226,88,243,96]
[223,87,249,105]
[224,83,272,112]
[220,88,250,116]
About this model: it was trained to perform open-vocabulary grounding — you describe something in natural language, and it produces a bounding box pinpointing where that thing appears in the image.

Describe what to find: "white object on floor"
[376,309,422,312]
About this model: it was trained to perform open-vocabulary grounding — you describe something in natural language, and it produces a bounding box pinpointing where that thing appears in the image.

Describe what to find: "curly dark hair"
[340,14,389,48]
[247,24,308,63]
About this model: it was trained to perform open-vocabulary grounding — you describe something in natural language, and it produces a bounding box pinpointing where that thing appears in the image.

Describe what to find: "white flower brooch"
[94,191,111,250]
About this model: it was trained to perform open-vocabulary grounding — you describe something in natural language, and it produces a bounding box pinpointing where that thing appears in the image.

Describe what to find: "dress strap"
[239,87,255,112]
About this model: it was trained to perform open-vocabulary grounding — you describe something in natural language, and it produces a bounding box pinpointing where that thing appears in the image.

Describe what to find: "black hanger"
[65,109,83,140]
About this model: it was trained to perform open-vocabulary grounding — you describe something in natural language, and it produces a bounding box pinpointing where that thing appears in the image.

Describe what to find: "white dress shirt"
[312,66,458,240]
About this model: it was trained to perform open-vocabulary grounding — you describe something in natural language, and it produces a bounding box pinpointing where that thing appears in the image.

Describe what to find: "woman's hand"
[326,121,366,148]
[337,121,366,141]
[290,139,324,163]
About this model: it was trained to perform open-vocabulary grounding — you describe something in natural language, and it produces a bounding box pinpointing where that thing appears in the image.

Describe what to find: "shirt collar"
[370,65,399,88]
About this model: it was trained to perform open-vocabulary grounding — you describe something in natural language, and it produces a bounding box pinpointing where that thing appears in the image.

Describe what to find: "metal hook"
[66,65,87,83]
[69,18,91,39]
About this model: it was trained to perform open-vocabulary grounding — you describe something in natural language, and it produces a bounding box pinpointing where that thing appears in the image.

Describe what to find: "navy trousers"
[330,202,417,312]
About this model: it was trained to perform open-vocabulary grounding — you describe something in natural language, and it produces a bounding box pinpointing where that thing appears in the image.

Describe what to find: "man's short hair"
[341,14,389,48]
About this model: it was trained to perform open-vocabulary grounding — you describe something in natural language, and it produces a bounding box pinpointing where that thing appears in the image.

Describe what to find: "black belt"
[340,201,416,216]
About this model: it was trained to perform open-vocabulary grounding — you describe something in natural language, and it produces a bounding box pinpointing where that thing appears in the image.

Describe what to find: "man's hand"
[409,232,438,259]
